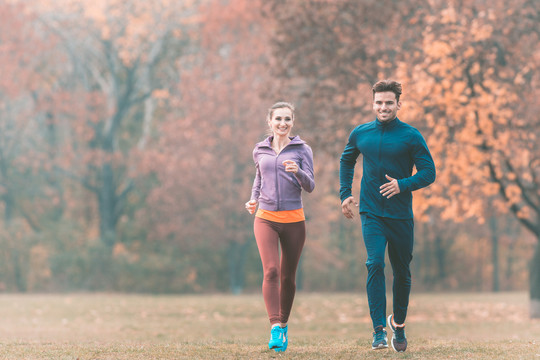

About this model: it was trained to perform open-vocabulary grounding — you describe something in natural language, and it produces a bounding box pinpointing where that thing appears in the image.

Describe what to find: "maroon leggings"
[254,217,306,325]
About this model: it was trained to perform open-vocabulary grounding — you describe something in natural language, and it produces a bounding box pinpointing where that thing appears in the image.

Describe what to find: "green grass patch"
[0,292,538,359]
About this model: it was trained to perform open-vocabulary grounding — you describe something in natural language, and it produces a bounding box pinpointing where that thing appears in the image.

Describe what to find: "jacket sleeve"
[339,127,361,202]
[250,148,262,201]
[294,145,315,193]
[397,131,436,192]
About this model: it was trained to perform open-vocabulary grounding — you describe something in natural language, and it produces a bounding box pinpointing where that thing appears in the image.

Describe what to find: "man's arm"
[397,131,436,192]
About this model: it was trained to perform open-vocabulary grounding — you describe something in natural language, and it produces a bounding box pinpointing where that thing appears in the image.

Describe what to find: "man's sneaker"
[387,314,407,352]
[371,325,388,350]
[274,325,288,352]
[268,325,284,350]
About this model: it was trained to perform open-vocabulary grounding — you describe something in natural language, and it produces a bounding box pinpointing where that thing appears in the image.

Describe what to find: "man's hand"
[341,196,358,219]
[380,174,401,199]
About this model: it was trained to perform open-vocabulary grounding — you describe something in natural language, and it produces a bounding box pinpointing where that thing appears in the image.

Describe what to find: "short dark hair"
[372,80,402,102]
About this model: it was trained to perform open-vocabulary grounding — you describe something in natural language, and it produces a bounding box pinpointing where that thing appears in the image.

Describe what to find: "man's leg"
[386,218,414,325]
[361,214,388,329]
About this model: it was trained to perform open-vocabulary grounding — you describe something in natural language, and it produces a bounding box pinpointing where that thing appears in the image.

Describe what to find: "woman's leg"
[278,221,306,324]
[254,217,281,325]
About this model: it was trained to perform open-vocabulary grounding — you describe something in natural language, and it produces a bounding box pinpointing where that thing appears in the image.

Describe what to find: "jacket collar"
[375,117,399,128]
[259,135,305,148]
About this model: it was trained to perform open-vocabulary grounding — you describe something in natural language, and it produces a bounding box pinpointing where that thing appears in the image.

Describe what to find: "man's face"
[373,91,401,122]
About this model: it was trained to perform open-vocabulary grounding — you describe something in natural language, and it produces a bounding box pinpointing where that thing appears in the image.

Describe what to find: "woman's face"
[268,107,294,137]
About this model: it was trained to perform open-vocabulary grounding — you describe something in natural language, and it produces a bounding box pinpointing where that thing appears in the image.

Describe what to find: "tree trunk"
[504,221,519,290]
[421,222,434,288]
[490,216,500,292]
[530,236,540,318]
[434,235,446,282]
[2,190,26,292]
[11,250,26,292]
[98,162,118,248]
[228,241,250,294]
[3,191,14,224]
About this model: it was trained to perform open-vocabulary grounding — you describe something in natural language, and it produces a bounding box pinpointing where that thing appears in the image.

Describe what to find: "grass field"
[0,292,538,359]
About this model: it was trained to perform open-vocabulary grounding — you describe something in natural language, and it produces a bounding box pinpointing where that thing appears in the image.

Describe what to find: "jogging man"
[339,80,435,352]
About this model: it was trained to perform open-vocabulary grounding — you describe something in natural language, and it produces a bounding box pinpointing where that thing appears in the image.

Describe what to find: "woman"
[245,102,315,352]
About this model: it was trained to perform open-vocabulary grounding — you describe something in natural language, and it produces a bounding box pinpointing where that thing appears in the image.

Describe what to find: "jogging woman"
[245,102,315,352]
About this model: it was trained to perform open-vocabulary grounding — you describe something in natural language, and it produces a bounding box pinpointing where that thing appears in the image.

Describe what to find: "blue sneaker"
[274,325,288,352]
[268,326,284,350]
[371,325,388,350]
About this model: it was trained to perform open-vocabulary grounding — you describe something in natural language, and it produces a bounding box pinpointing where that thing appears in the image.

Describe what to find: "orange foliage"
[400,0,539,230]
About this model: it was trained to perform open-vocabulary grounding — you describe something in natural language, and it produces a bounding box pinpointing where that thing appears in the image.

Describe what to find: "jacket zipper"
[378,126,386,215]
[275,153,280,210]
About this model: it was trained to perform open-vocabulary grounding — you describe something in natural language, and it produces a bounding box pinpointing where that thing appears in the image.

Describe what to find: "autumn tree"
[399,0,540,316]
[0,2,64,290]
[29,0,198,249]
[140,0,274,292]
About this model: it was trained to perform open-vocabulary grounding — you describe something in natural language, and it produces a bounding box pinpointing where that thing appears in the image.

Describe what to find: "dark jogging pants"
[361,213,414,329]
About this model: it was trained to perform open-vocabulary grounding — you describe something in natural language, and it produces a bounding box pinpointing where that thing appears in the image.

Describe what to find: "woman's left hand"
[282,160,299,174]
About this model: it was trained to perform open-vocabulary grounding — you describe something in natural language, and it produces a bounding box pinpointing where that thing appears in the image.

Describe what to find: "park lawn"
[0,292,538,359]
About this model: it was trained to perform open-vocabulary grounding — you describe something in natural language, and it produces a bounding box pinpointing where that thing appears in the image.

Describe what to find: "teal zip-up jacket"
[339,117,435,219]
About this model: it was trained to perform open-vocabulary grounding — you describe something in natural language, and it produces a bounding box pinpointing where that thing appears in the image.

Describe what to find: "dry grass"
[0,292,538,359]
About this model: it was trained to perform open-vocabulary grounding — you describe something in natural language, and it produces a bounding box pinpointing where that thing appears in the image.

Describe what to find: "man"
[339,80,435,352]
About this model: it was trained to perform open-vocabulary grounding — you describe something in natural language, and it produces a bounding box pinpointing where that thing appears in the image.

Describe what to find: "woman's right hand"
[245,199,257,214]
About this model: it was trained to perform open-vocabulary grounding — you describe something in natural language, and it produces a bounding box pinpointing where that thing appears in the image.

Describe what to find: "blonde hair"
[266,102,295,122]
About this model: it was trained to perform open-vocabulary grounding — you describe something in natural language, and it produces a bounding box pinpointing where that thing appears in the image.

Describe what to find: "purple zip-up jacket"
[250,135,315,211]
